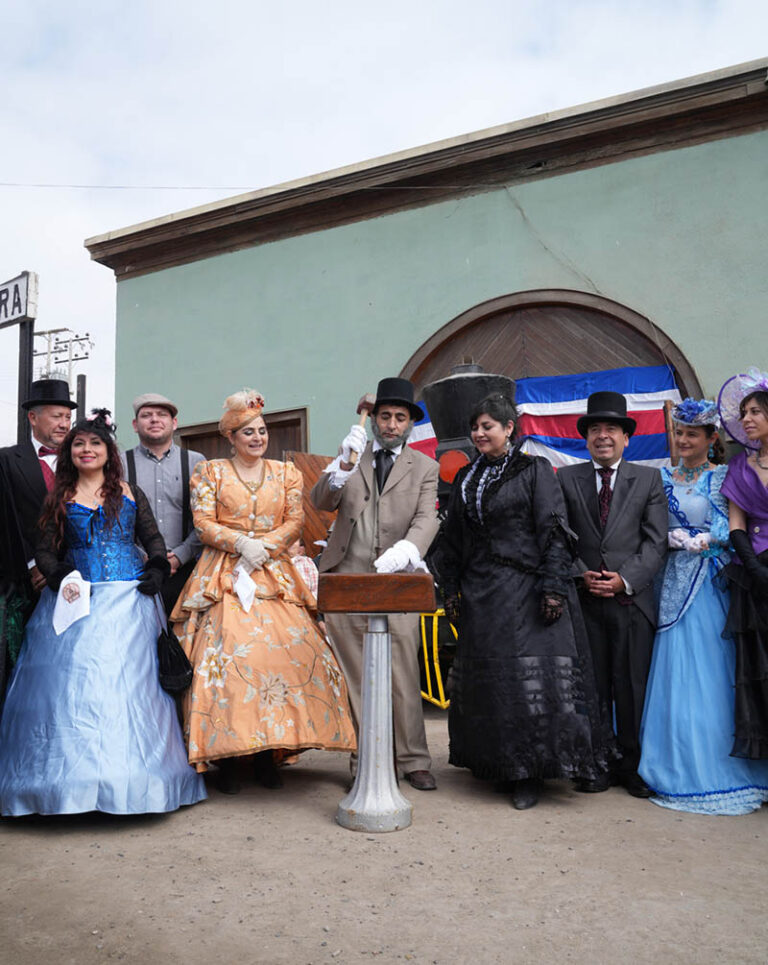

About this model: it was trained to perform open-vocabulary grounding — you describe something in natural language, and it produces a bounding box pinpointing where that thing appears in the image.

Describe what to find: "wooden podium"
[318,572,436,833]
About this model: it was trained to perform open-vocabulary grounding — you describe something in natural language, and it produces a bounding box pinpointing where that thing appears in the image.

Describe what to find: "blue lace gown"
[0,496,206,816]
[639,466,768,815]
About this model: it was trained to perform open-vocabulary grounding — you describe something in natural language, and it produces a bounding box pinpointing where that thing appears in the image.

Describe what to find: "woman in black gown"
[429,394,610,809]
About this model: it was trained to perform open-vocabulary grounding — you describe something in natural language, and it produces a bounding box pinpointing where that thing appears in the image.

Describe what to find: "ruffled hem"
[648,785,768,816]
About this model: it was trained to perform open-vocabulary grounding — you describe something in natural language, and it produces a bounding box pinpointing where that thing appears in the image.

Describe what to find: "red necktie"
[597,467,614,528]
[38,447,57,492]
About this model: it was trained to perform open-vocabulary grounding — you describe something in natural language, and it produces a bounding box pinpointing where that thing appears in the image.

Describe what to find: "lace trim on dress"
[648,783,768,816]
[657,465,731,631]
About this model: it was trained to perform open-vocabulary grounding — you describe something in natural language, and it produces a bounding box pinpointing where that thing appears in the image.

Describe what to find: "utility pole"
[33,328,93,398]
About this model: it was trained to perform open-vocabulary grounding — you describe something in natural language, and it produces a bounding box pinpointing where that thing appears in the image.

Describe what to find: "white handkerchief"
[232,563,256,613]
[52,570,91,635]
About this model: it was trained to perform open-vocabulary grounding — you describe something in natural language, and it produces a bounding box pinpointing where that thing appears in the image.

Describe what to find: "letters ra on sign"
[0,271,38,329]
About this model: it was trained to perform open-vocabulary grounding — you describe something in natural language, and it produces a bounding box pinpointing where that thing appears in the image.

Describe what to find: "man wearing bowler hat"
[311,377,440,790]
[0,379,76,691]
[558,391,667,797]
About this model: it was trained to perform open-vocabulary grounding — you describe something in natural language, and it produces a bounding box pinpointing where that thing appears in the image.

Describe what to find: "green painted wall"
[115,129,768,454]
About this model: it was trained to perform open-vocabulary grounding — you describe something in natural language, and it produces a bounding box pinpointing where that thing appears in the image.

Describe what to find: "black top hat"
[373,377,423,421]
[576,391,636,438]
[21,379,77,410]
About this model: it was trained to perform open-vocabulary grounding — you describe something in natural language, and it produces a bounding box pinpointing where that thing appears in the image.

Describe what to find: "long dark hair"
[39,409,125,549]
[469,394,519,440]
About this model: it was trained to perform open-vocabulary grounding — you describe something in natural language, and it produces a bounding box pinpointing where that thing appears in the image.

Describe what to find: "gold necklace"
[230,457,265,488]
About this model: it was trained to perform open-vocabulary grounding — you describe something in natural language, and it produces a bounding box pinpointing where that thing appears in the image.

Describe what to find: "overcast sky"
[1,0,766,440]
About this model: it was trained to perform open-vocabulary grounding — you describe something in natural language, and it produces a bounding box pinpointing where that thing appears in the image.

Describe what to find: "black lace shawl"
[428,447,577,601]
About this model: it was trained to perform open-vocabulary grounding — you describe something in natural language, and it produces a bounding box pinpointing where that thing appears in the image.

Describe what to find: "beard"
[372,420,413,450]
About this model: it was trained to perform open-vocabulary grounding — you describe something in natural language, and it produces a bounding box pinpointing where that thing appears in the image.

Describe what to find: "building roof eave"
[84,58,768,279]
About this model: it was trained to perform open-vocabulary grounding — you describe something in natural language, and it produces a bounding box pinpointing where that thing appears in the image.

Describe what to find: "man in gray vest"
[121,393,205,613]
[311,378,440,790]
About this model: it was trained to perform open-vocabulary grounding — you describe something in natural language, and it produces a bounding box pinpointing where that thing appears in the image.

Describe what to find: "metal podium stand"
[317,573,436,833]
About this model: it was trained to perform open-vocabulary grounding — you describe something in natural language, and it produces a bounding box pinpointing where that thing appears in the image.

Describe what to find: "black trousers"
[579,594,655,774]
[161,558,197,617]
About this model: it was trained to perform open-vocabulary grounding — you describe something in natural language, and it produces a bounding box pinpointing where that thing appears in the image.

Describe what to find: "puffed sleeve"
[190,460,243,553]
[259,461,304,557]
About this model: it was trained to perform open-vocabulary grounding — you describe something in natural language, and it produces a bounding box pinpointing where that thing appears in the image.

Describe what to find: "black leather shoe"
[620,773,653,798]
[574,773,611,793]
[216,758,241,795]
[511,778,540,810]
[404,770,437,791]
[254,751,283,789]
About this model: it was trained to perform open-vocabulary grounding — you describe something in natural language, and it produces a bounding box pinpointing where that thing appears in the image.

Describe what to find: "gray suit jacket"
[557,459,668,625]
[311,444,439,573]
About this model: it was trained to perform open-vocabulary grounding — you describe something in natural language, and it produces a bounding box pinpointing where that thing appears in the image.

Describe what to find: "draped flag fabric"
[410,365,681,469]
[517,365,680,468]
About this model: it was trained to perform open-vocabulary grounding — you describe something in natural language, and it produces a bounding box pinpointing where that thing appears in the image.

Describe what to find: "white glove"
[235,535,270,570]
[684,532,711,554]
[341,424,368,463]
[668,528,689,550]
[374,539,421,574]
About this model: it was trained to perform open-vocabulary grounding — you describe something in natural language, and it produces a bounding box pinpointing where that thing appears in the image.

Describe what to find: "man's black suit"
[558,459,667,773]
[0,441,49,566]
[0,441,48,698]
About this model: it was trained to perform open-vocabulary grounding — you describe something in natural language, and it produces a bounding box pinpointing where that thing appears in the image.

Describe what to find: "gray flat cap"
[132,393,178,417]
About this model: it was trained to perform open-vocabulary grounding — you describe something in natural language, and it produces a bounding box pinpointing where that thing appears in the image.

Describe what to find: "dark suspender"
[125,448,136,487]
[126,447,192,540]
[180,449,192,540]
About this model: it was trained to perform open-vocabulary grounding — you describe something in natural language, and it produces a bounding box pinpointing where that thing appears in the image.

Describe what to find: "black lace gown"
[429,449,611,783]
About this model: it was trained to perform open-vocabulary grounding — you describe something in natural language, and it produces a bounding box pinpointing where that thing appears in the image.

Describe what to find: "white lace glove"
[235,535,270,570]
[684,532,711,554]
[374,539,421,574]
[341,424,368,463]
[668,528,689,550]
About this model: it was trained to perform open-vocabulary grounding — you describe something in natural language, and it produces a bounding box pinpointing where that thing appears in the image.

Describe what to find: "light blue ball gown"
[0,495,206,816]
[639,465,768,815]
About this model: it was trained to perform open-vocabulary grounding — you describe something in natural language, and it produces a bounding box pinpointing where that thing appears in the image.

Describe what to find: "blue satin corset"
[64,496,144,582]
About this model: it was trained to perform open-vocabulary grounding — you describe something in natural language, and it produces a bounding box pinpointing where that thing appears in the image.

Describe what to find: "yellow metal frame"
[419,608,457,709]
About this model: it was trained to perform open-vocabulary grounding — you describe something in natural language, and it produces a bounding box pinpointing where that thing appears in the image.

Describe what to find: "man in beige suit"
[311,378,440,790]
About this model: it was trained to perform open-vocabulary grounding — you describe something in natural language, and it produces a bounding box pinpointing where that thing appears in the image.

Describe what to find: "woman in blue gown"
[639,398,768,815]
[0,410,206,816]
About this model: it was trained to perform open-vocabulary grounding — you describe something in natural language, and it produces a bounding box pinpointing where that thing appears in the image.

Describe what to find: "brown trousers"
[325,611,431,775]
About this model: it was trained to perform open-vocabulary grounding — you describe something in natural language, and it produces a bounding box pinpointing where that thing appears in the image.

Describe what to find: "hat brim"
[134,403,178,418]
[21,398,78,410]
[718,374,758,450]
[576,412,636,438]
[373,398,423,421]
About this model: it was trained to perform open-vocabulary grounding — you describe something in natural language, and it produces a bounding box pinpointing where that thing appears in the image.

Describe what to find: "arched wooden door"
[401,290,702,397]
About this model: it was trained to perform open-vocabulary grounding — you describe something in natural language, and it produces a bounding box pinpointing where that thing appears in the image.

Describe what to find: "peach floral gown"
[171,459,355,770]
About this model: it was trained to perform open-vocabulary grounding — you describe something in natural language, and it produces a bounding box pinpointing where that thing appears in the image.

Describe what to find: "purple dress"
[720,451,768,759]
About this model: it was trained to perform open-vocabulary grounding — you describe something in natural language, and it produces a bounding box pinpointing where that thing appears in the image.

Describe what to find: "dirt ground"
[1,706,766,965]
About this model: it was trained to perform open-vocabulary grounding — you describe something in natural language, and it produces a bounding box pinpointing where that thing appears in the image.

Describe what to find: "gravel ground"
[1,706,766,965]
